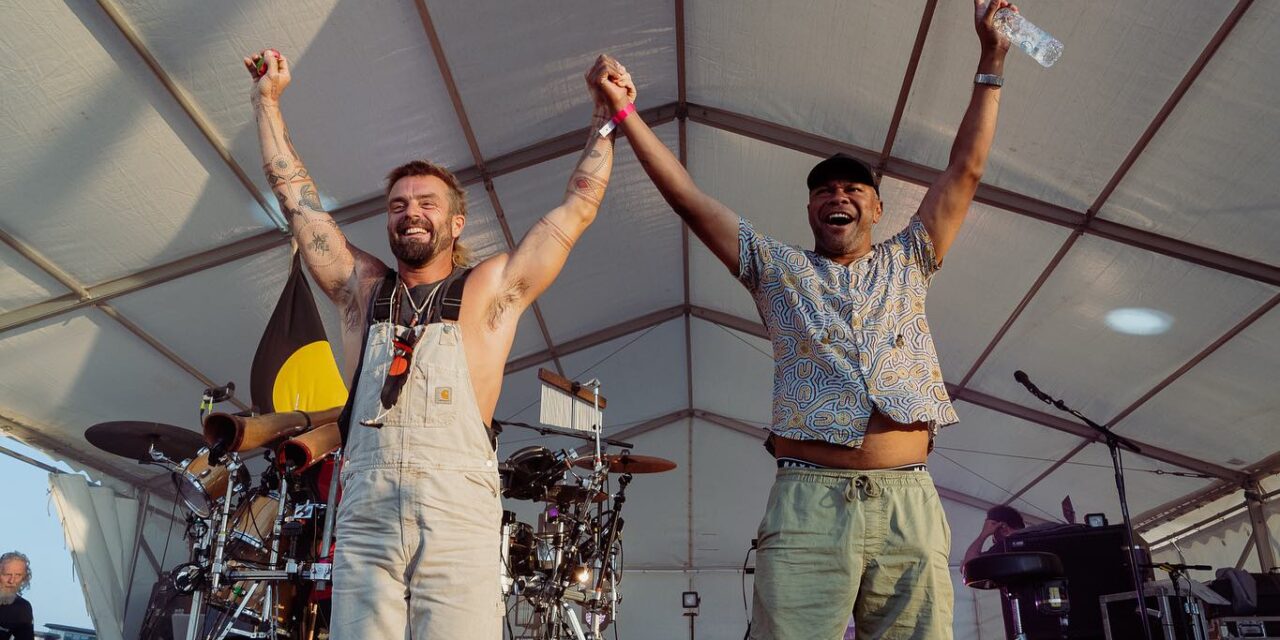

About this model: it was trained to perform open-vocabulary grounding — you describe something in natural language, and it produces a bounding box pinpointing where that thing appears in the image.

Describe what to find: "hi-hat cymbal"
[573,453,677,474]
[85,421,204,462]
[542,484,608,504]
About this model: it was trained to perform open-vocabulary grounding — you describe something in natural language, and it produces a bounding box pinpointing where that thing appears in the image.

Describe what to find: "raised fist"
[585,54,636,113]
[244,48,290,106]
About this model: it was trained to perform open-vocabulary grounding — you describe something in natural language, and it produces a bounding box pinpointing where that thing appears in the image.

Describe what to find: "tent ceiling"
[1,0,1277,545]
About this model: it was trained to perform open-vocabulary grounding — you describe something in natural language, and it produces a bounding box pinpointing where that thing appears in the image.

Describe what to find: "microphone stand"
[1015,372,1154,640]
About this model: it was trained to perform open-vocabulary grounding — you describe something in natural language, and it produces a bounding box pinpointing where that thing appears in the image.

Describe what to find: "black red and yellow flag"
[249,251,348,414]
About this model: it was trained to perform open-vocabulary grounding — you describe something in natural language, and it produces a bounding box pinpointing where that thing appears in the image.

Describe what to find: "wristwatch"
[974,73,1004,87]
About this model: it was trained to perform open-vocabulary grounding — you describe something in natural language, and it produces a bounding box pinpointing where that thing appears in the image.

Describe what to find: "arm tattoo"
[583,146,612,176]
[308,231,330,254]
[343,301,363,334]
[299,184,322,210]
[535,218,575,251]
[566,172,608,207]
[299,221,339,266]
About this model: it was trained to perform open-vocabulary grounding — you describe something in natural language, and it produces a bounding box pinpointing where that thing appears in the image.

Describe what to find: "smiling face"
[806,178,882,261]
[385,174,465,269]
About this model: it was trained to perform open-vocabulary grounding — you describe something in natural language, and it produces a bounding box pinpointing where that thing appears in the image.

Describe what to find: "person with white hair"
[0,551,33,640]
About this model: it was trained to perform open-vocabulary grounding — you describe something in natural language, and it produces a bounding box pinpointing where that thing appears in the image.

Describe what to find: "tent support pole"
[1244,480,1276,571]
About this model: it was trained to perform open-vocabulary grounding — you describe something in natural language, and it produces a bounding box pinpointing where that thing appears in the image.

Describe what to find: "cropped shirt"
[737,215,959,448]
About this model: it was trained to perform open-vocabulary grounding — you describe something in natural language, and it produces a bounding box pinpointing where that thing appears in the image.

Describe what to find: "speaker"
[139,578,191,640]
[996,524,1152,639]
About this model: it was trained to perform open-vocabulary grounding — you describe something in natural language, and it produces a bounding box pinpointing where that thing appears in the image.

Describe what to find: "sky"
[0,437,93,631]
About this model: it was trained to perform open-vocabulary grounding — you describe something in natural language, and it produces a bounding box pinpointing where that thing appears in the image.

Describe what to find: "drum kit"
[84,385,677,640]
[498,442,677,640]
[86,405,344,640]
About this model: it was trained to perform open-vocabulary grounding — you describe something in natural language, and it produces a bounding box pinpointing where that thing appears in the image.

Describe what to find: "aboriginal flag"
[249,251,348,414]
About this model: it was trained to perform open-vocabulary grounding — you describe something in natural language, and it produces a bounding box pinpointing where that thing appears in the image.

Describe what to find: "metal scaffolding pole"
[1244,480,1277,571]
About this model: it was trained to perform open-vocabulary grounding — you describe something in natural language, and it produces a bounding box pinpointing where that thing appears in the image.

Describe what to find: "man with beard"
[0,552,33,640]
[591,1,1015,637]
[245,50,633,638]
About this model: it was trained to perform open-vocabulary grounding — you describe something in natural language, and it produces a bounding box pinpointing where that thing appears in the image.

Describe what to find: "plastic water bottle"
[996,9,1063,67]
[979,3,1064,68]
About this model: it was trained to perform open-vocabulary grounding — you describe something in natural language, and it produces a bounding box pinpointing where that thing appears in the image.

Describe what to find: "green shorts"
[750,468,953,640]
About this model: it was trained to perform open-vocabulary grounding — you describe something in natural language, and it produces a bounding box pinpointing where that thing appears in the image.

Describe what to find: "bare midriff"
[770,411,931,469]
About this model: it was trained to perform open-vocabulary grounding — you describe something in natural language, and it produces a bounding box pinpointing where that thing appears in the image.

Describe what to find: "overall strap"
[432,267,473,323]
[369,269,400,325]
[338,268,398,444]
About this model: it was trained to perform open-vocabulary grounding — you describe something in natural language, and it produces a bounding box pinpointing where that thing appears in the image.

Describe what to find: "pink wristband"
[597,103,636,136]
[611,103,636,124]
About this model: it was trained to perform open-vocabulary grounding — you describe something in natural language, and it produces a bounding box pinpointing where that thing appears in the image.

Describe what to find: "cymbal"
[85,421,204,462]
[542,484,607,504]
[573,453,677,474]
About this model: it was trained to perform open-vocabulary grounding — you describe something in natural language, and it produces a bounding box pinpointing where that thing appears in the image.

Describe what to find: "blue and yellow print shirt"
[738,215,959,448]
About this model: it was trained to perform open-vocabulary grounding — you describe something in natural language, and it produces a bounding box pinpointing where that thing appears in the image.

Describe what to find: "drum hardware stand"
[215,580,265,640]
[188,452,243,640]
[145,441,181,469]
[594,473,628,596]
[573,378,602,468]
[314,447,342,591]
[256,471,291,638]
[209,454,244,591]
[560,600,587,640]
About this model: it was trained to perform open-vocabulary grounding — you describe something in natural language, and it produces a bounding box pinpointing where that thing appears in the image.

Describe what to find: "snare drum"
[174,448,248,517]
[227,492,281,563]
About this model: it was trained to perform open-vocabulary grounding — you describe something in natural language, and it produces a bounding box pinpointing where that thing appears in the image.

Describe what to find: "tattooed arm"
[485,56,622,324]
[245,49,382,315]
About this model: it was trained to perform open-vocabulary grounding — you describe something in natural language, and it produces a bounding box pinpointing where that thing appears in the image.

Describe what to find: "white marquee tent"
[1,1,1277,638]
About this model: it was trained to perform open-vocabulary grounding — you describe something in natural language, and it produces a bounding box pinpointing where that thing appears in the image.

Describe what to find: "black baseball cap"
[806,152,880,194]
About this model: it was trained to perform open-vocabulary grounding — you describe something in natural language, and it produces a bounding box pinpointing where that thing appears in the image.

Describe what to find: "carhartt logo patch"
[434,387,452,404]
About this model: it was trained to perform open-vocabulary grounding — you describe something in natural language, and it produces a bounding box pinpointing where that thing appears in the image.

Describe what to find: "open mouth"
[824,212,855,226]
[398,225,432,240]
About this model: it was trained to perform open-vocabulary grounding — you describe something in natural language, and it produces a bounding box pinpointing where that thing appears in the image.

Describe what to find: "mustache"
[396,218,435,235]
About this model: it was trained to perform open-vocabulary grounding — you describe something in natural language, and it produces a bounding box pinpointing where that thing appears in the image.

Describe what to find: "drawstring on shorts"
[845,474,883,501]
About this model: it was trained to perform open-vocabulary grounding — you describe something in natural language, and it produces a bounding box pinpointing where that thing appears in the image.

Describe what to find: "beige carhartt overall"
[331,317,503,639]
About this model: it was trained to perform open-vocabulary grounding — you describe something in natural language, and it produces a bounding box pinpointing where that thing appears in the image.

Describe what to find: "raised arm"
[488,56,624,314]
[963,519,1001,566]
[245,50,380,306]
[593,56,741,275]
[916,0,1014,262]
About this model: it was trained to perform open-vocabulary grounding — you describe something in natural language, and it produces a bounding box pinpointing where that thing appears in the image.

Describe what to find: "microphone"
[1014,370,1053,405]
[207,441,228,466]
[203,381,236,403]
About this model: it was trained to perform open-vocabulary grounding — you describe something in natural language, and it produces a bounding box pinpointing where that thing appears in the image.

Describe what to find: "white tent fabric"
[49,473,188,640]
[49,473,136,640]
[3,1,1279,638]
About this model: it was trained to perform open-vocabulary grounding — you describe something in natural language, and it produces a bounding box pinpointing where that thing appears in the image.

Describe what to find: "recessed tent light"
[1104,308,1173,336]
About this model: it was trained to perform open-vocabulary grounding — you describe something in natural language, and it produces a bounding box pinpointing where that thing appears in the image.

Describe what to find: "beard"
[0,589,18,605]
[390,218,454,268]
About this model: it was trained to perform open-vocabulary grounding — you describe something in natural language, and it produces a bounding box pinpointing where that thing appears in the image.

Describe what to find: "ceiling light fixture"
[1104,308,1173,336]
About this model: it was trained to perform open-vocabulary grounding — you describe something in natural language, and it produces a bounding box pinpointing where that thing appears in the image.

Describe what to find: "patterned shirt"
[738,215,959,448]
